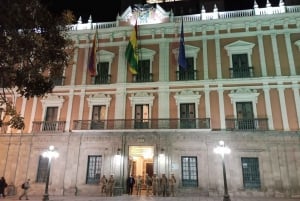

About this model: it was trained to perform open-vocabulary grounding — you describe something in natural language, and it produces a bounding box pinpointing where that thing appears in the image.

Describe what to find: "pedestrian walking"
[19,179,30,200]
[99,175,107,195]
[152,173,159,196]
[160,174,168,197]
[169,173,176,196]
[0,177,7,198]
[106,175,115,197]
[136,175,142,196]
[145,174,152,196]
[127,175,135,195]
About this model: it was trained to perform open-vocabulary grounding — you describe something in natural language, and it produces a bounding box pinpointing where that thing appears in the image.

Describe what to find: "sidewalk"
[3,194,300,201]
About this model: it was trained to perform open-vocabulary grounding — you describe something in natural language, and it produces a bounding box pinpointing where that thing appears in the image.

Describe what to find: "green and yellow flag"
[125,21,138,74]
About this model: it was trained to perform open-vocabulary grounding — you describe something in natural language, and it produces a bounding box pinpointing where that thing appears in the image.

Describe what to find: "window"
[86,155,102,184]
[91,105,106,129]
[134,104,149,128]
[134,60,152,82]
[241,157,261,189]
[180,103,196,128]
[178,57,195,80]
[236,102,254,129]
[181,156,198,187]
[43,107,58,131]
[95,62,110,84]
[36,156,49,183]
[225,40,255,79]
[232,54,251,78]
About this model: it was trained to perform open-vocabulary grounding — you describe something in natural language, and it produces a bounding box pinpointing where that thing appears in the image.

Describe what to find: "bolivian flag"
[125,21,138,74]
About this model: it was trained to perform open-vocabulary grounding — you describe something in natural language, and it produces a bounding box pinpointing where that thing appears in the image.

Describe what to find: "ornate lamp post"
[214,141,231,201]
[42,145,59,201]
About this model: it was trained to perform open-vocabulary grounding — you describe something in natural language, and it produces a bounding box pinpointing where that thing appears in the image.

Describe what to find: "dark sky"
[43,0,281,23]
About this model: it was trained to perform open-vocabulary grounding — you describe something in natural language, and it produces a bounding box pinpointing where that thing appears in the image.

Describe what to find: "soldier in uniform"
[106,175,115,197]
[145,174,152,196]
[160,174,168,197]
[169,173,176,196]
[99,175,107,195]
[152,173,159,196]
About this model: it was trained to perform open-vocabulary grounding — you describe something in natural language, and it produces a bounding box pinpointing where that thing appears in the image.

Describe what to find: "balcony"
[229,67,254,78]
[225,118,268,131]
[133,73,153,82]
[94,74,111,84]
[32,121,66,133]
[73,118,210,130]
[176,70,197,81]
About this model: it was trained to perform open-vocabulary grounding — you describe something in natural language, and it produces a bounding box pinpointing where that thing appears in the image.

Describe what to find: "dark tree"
[0,0,75,129]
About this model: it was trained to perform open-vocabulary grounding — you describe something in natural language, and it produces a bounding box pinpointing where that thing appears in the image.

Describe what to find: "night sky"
[44,0,282,23]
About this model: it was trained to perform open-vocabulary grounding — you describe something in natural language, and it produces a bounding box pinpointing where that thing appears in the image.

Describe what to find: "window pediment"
[174,90,201,105]
[172,45,200,58]
[87,93,111,107]
[224,40,255,55]
[97,50,115,63]
[129,92,154,106]
[41,94,64,108]
[295,40,300,51]
[138,48,156,60]
[228,88,259,103]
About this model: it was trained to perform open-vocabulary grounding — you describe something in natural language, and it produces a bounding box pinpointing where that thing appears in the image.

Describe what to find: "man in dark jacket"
[127,175,135,195]
[0,176,8,198]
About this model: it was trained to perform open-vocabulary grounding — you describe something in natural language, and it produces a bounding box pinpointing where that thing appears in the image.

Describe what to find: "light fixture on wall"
[159,148,165,156]
[117,148,121,155]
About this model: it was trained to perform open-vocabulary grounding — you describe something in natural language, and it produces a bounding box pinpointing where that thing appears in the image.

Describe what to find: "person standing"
[106,175,115,197]
[136,175,142,196]
[127,175,135,195]
[160,174,168,197]
[145,174,152,196]
[99,175,107,195]
[152,173,159,196]
[169,174,176,197]
[19,179,30,200]
[0,177,8,198]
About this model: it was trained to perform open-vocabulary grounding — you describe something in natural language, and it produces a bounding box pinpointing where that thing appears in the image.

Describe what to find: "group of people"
[127,173,177,197]
[99,175,115,197]
[0,177,30,200]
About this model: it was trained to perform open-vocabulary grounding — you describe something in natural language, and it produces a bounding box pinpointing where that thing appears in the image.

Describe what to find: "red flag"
[88,31,97,77]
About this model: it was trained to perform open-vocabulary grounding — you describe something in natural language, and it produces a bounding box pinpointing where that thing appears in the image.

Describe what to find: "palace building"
[1,0,300,198]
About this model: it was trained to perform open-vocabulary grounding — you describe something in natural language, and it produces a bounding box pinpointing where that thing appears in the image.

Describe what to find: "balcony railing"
[94,74,111,84]
[176,70,197,81]
[73,118,210,130]
[225,118,268,131]
[32,121,66,133]
[133,73,153,82]
[229,67,254,78]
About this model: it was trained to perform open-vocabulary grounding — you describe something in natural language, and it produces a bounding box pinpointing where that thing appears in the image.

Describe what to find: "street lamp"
[214,141,231,201]
[42,145,59,201]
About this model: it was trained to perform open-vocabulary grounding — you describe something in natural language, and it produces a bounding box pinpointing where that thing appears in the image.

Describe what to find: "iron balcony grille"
[73,118,211,130]
[32,121,66,133]
[225,118,268,131]
[229,66,254,78]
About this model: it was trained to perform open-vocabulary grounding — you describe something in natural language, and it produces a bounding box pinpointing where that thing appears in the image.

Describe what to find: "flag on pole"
[88,30,98,77]
[178,19,187,70]
[125,21,138,74]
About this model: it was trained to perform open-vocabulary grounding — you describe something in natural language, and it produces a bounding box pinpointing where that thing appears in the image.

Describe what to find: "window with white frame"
[133,48,156,83]
[36,155,48,183]
[86,155,102,184]
[225,40,255,78]
[241,157,261,189]
[173,45,200,81]
[129,92,154,129]
[87,94,111,129]
[94,50,114,84]
[174,90,201,128]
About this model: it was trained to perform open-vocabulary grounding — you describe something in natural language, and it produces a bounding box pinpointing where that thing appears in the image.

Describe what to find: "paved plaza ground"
[2,194,300,201]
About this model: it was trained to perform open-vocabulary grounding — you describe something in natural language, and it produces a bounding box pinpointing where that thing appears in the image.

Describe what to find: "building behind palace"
[1,0,300,198]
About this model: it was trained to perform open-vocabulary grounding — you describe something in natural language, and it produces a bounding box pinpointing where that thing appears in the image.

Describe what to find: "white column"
[278,85,289,130]
[292,83,300,128]
[65,89,74,131]
[203,38,209,80]
[114,87,126,119]
[215,37,222,79]
[257,34,267,77]
[71,40,79,85]
[263,85,274,130]
[158,86,170,119]
[82,37,91,85]
[218,85,225,129]
[284,33,296,76]
[204,85,211,118]
[159,41,169,81]
[117,45,127,83]
[29,97,38,132]
[78,89,85,120]
[271,34,282,76]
